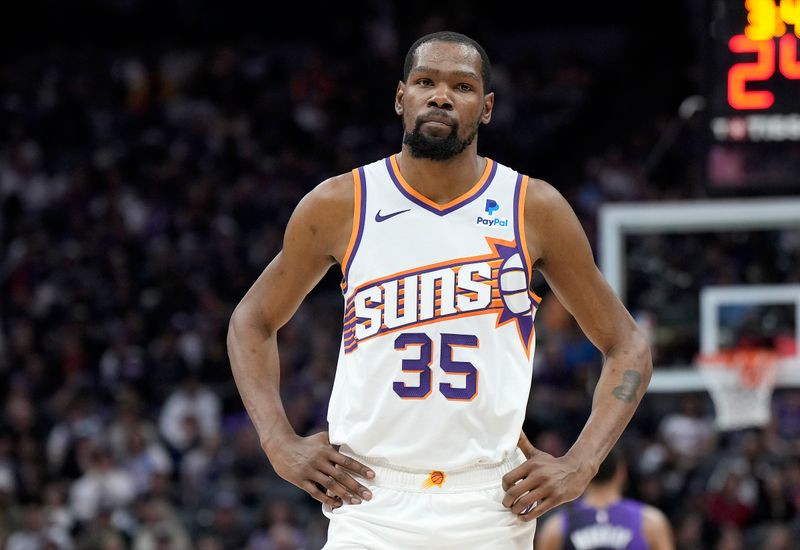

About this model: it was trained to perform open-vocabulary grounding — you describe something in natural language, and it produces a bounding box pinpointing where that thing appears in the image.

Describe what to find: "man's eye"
[418,79,433,86]
[458,84,473,92]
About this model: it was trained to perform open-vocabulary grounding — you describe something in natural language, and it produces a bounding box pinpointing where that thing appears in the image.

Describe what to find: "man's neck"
[395,148,487,205]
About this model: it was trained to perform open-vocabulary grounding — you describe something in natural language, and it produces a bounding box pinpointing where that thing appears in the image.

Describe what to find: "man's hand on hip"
[267,431,375,509]
[502,448,592,522]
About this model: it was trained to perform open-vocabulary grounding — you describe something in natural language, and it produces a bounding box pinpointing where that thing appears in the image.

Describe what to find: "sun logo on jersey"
[422,470,446,489]
[342,237,539,356]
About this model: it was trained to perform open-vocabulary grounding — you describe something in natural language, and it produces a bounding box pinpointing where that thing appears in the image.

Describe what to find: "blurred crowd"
[2,3,800,549]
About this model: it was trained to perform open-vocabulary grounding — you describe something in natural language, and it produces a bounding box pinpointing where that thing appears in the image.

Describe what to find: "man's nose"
[427,85,453,110]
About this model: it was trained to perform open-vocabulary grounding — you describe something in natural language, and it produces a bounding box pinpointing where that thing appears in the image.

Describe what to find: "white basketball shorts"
[322,448,536,549]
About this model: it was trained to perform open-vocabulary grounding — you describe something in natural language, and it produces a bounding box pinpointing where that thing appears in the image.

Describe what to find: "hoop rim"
[697,348,782,363]
[697,348,782,389]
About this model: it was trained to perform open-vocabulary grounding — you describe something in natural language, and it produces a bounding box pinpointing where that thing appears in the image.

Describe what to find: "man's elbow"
[227,301,245,340]
[227,302,275,352]
[226,309,241,352]
[629,325,653,385]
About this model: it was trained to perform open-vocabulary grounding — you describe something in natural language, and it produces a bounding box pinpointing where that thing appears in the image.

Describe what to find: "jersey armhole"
[340,166,366,293]
[514,173,542,304]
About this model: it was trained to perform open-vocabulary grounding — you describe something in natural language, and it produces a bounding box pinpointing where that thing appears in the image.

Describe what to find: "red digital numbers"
[780,33,800,77]
[728,35,776,109]
[728,34,800,110]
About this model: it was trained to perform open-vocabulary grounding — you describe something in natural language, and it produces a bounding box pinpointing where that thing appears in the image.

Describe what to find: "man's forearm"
[565,331,652,475]
[227,312,296,452]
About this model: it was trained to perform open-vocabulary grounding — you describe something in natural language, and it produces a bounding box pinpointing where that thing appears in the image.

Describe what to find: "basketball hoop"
[697,348,781,431]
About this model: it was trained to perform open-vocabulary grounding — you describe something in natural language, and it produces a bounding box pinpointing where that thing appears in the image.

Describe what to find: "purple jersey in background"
[560,497,648,550]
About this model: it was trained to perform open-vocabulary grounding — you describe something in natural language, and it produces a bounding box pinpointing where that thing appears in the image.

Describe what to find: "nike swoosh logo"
[375,208,411,222]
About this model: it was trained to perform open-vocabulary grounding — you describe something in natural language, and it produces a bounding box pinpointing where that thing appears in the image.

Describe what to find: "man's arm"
[534,512,565,550]
[643,505,675,550]
[502,178,652,520]
[226,173,374,509]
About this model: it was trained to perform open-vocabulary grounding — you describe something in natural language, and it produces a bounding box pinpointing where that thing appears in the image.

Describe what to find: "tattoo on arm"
[612,370,642,403]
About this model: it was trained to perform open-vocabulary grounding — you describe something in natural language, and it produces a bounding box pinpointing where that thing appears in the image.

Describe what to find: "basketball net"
[697,348,781,431]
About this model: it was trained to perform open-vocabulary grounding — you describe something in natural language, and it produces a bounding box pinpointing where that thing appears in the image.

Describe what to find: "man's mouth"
[419,113,454,127]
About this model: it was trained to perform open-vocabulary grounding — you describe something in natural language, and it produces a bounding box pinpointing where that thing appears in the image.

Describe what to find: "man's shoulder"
[522,176,561,205]
[520,175,573,226]
[317,170,356,194]
[306,171,356,212]
[310,154,388,210]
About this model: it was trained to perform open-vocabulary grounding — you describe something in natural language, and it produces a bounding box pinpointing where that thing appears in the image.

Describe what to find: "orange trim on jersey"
[389,154,494,212]
[340,168,363,291]
[397,379,433,398]
[516,174,543,304]
[399,391,433,400]
[345,306,505,351]
[517,175,533,281]
[345,244,507,299]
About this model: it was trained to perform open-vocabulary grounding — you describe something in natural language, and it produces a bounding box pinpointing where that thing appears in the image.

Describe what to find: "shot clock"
[707,0,800,188]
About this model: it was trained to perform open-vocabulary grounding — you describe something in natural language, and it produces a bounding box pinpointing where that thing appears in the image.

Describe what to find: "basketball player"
[227,31,653,549]
[535,447,675,550]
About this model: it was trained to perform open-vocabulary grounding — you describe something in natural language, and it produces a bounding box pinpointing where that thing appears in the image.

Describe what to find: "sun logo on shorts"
[422,470,446,489]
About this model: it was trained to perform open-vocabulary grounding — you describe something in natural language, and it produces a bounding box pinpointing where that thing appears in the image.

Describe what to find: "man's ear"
[481,91,495,124]
[395,81,405,115]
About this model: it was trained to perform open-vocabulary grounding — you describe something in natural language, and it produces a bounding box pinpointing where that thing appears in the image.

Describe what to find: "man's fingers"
[502,479,532,508]
[322,464,373,502]
[501,463,531,491]
[328,451,375,500]
[502,465,544,506]
[302,480,342,509]
[312,471,363,504]
[519,497,556,522]
[330,450,376,480]
[510,487,545,515]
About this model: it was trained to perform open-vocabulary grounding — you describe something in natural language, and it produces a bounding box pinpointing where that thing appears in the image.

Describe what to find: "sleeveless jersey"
[327,154,539,470]
[561,498,649,550]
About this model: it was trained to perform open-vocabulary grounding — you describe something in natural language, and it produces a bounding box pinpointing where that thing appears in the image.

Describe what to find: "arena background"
[1,1,799,548]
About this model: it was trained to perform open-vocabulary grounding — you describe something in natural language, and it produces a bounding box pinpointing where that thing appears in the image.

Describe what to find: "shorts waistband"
[342,449,527,493]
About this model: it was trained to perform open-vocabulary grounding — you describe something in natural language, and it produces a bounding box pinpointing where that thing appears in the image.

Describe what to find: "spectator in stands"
[703,460,755,530]
[69,444,136,526]
[658,394,717,471]
[158,372,221,458]
[131,496,191,550]
[245,499,308,550]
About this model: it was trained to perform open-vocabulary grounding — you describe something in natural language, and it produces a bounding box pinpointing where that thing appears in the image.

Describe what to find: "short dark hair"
[592,446,625,484]
[403,31,492,92]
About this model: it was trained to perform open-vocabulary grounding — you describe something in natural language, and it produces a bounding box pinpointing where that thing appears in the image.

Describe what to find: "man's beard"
[403,117,479,161]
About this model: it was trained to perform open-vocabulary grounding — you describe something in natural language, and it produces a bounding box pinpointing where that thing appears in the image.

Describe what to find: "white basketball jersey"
[328,154,539,470]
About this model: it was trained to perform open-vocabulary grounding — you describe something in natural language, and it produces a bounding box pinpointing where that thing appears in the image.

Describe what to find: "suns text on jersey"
[344,258,503,349]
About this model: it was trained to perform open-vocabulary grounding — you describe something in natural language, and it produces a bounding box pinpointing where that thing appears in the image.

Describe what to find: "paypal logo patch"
[478,198,508,227]
[476,216,508,227]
